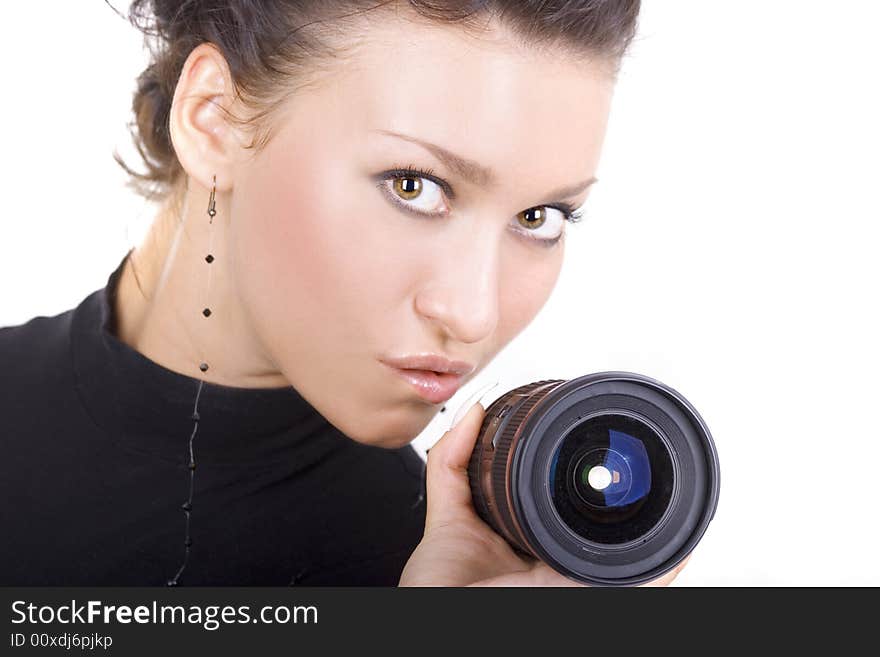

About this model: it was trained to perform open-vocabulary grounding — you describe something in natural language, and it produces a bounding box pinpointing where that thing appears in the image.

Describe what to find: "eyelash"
[376,163,585,244]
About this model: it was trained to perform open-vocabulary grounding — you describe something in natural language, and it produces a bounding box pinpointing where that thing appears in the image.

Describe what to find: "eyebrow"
[371,129,598,201]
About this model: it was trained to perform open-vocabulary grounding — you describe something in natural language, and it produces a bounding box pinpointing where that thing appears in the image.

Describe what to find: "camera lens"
[550,413,675,546]
[467,372,719,586]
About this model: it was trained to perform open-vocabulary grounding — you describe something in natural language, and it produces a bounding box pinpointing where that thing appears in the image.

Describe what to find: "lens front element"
[549,413,675,546]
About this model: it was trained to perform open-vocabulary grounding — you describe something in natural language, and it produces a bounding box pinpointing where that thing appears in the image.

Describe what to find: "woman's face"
[227,15,615,447]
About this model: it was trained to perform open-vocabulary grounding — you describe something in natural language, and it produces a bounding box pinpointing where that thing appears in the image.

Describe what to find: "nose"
[414,225,500,345]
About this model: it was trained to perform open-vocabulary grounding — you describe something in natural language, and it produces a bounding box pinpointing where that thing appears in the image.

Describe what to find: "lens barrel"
[466,371,719,586]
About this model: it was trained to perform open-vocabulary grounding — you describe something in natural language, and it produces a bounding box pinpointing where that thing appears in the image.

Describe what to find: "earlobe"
[168,43,238,192]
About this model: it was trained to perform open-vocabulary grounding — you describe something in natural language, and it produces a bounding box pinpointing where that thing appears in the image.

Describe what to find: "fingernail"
[449,380,499,431]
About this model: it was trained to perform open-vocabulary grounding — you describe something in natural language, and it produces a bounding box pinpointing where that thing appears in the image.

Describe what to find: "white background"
[1,2,878,585]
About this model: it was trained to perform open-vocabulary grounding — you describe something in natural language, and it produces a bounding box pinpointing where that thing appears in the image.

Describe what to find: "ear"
[168,42,242,194]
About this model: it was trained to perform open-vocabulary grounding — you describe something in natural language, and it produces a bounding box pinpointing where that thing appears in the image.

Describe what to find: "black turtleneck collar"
[69,248,343,465]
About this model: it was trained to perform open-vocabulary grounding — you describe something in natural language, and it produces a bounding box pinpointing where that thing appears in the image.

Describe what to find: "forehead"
[294,12,615,194]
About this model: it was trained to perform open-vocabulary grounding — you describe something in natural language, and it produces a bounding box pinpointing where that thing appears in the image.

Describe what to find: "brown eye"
[517,207,547,230]
[393,176,422,200]
[381,173,446,216]
[511,205,568,245]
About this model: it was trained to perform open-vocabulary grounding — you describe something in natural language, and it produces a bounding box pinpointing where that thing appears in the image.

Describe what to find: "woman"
[0,0,686,586]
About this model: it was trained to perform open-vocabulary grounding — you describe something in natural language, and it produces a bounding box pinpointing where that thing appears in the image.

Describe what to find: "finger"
[526,563,587,587]
[424,384,496,530]
[638,554,692,587]
[447,381,498,433]
[468,568,585,587]
[424,401,485,530]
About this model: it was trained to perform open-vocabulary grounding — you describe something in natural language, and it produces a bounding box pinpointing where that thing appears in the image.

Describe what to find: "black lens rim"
[509,372,720,586]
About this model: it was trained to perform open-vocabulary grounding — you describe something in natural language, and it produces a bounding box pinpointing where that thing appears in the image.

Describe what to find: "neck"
[114,182,290,389]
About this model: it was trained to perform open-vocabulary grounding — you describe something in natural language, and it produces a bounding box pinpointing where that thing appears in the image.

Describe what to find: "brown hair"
[110,0,641,203]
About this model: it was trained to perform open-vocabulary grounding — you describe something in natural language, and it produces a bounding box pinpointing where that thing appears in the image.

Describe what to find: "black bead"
[188,462,196,470]
[199,362,209,372]
[202,308,211,317]
[181,502,192,512]
[191,411,200,421]
[184,537,192,547]
[440,406,446,413]
[205,254,214,264]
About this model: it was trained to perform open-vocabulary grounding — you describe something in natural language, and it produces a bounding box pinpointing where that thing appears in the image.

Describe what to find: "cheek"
[227,142,432,380]
[227,151,444,446]
[496,241,565,346]
[230,156,390,346]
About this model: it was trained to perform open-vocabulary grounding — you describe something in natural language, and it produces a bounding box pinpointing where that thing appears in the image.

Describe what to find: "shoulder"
[0,301,86,455]
[0,306,76,391]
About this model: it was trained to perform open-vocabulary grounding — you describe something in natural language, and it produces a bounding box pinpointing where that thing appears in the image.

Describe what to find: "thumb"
[424,381,498,530]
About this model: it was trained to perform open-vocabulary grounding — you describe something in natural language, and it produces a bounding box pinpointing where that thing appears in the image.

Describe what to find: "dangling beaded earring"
[167,174,217,586]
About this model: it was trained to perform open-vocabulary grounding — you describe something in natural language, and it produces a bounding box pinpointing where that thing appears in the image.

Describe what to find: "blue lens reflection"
[549,428,652,507]
[547,413,674,545]
[604,429,651,506]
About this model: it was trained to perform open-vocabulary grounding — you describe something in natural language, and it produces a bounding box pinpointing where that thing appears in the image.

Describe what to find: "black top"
[0,249,427,585]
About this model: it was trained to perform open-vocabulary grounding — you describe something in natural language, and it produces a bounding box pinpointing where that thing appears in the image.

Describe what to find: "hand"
[398,398,691,587]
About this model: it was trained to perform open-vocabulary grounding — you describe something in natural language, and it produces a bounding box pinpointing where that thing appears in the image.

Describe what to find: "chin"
[344,430,416,450]
[338,410,431,450]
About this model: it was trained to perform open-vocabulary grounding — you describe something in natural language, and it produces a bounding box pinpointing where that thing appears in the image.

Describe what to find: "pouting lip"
[379,354,475,376]
[387,367,464,405]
